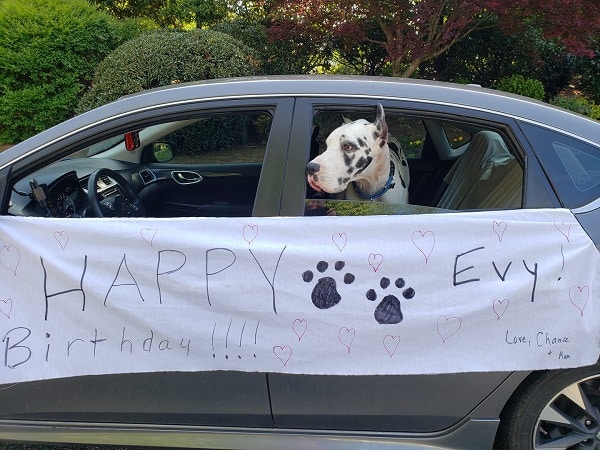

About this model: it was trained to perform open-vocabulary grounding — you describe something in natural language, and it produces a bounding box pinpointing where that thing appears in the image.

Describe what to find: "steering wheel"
[87,168,146,218]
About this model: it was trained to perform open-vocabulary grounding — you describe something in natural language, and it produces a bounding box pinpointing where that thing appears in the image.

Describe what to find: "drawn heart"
[412,231,435,263]
[493,221,507,242]
[368,253,383,272]
[554,222,572,242]
[383,334,400,358]
[332,232,347,252]
[0,298,12,319]
[0,244,20,276]
[243,224,258,245]
[338,327,355,354]
[492,298,509,320]
[54,231,69,249]
[437,315,462,343]
[569,285,589,317]
[292,318,307,341]
[273,345,292,367]
[140,228,157,247]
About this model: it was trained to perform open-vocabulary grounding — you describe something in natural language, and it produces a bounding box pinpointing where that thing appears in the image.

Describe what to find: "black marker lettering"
[67,338,85,356]
[205,248,236,306]
[2,327,31,369]
[522,260,538,302]
[105,254,144,306]
[453,247,484,286]
[90,328,107,358]
[156,250,186,304]
[249,246,287,314]
[121,327,132,354]
[492,261,512,281]
[41,255,87,321]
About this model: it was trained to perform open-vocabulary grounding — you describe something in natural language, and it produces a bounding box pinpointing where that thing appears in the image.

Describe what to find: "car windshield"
[65,135,125,159]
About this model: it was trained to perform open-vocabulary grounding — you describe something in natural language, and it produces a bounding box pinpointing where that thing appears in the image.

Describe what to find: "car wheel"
[495,364,600,449]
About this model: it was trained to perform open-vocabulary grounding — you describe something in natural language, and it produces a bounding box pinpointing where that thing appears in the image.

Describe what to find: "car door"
[137,111,274,218]
[0,98,295,427]
[269,97,559,433]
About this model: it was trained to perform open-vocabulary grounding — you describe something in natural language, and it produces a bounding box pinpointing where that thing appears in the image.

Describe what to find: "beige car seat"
[437,130,523,210]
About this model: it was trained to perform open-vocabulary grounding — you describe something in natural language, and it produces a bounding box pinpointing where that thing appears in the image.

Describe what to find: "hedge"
[77,29,257,113]
[495,74,546,101]
[0,0,141,143]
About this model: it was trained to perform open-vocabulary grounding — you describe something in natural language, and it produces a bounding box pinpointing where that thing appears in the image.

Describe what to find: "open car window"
[305,108,523,217]
[8,110,274,219]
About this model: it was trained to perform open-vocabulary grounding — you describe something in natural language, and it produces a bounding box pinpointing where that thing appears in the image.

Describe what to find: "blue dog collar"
[352,161,396,201]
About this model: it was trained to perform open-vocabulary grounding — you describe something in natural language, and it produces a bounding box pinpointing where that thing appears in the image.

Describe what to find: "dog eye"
[342,143,354,152]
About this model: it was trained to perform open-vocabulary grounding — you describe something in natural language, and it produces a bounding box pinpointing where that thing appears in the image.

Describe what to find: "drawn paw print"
[302,260,355,309]
[366,277,415,324]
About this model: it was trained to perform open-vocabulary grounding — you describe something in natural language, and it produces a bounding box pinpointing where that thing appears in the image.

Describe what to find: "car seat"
[436,130,523,210]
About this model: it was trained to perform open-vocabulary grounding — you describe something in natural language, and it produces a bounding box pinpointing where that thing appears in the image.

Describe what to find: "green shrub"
[495,74,546,101]
[0,0,141,144]
[212,19,313,75]
[77,29,257,113]
[550,95,600,120]
[577,49,600,104]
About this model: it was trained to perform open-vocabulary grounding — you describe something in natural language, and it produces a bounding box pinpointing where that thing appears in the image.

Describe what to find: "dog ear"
[374,103,388,144]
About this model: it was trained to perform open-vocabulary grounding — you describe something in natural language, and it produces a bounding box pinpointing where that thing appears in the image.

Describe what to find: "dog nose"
[306,162,320,175]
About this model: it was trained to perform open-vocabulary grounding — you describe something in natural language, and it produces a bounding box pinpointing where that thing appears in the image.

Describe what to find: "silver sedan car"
[0,76,599,450]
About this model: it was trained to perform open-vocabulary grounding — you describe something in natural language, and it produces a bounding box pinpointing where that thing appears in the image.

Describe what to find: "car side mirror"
[152,142,174,162]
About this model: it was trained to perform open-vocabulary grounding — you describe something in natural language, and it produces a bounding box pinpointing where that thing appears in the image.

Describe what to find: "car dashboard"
[8,158,139,218]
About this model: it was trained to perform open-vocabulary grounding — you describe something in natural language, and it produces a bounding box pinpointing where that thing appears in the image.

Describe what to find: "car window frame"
[1,98,296,218]
[282,97,532,217]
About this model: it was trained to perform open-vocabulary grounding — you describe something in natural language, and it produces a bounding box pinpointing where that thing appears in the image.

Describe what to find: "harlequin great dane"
[306,104,410,203]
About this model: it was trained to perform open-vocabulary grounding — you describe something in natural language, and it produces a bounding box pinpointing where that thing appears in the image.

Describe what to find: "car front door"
[0,98,295,428]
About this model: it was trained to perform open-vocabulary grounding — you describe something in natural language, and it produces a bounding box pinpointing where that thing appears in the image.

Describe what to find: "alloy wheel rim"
[534,374,600,449]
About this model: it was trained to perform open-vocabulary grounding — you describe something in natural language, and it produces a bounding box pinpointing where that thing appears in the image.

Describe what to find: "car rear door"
[268,96,559,433]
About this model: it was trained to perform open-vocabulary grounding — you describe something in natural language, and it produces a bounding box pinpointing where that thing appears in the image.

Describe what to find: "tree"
[269,0,600,78]
[496,0,600,59]
[90,0,228,28]
[269,0,497,77]
[426,26,574,98]
[0,0,139,143]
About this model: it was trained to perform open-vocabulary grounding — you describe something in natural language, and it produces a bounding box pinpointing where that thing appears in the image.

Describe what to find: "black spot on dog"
[357,137,366,148]
[356,155,372,170]
[337,176,350,185]
[343,152,355,167]
[303,260,355,310]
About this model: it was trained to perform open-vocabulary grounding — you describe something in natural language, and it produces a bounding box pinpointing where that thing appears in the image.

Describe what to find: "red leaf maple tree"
[269,0,600,77]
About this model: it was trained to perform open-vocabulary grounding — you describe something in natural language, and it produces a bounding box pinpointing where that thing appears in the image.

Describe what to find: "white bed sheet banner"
[0,209,598,384]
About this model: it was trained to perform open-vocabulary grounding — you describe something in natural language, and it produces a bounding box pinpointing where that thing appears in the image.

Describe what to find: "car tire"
[494,364,600,450]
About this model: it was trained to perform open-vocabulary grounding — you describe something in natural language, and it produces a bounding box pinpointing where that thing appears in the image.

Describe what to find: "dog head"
[307,104,388,194]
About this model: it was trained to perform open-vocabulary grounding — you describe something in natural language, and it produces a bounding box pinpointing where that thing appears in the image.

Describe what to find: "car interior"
[6,107,524,220]
[305,109,523,216]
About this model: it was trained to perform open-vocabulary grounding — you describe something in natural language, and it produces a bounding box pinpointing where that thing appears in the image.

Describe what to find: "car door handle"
[171,171,203,185]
